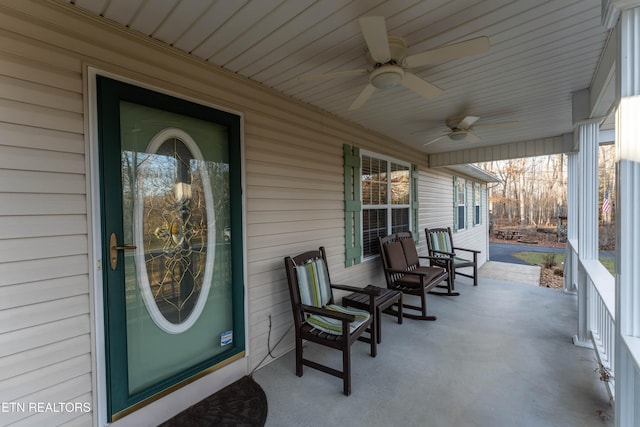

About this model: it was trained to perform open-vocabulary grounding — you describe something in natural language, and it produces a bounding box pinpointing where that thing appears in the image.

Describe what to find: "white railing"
[566,239,616,401]
[583,258,616,401]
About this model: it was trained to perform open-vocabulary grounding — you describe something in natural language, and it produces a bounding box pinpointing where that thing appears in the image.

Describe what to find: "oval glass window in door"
[134,128,215,334]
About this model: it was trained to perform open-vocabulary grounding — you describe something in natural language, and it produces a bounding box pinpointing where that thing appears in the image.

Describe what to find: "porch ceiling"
[62,0,610,161]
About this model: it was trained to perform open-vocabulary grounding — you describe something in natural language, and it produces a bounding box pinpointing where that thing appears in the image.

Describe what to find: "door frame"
[85,67,248,426]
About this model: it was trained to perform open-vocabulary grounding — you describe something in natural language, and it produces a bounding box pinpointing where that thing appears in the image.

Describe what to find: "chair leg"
[342,342,351,396]
[370,322,377,358]
[419,291,437,321]
[295,336,303,377]
[428,271,460,296]
[376,308,382,344]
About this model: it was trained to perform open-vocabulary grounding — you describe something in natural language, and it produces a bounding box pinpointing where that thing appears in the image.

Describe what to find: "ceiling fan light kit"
[448,130,468,141]
[370,65,404,89]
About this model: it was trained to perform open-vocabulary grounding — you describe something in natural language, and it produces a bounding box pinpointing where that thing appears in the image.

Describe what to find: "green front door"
[96,76,244,421]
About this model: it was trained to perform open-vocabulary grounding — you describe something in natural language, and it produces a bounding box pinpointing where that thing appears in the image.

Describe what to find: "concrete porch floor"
[253,271,613,427]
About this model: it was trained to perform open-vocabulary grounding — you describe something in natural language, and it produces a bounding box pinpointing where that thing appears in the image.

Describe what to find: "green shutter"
[344,144,361,267]
[476,183,482,225]
[472,182,476,225]
[453,176,458,232]
[411,164,419,242]
[463,179,468,230]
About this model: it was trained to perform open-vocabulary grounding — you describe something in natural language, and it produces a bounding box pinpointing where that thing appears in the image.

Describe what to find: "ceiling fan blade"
[348,84,376,110]
[472,121,519,130]
[412,127,449,135]
[297,69,367,83]
[358,16,391,63]
[457,116,480,129]
[404,36,490,69]
[423,134,448,146]
[400,72,443,100]
[465,131,481,143]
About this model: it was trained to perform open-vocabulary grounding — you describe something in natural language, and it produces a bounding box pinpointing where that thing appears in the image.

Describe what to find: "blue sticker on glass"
[221,330,233,346]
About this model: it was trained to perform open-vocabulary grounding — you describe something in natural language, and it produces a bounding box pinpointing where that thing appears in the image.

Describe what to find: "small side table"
[342,286,402,344]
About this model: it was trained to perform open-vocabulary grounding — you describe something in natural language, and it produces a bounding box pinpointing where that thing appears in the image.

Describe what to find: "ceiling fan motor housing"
[387,36,407,62]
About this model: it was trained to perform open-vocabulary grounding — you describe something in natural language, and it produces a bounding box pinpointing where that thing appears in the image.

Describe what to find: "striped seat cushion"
[452,256,472,266]
[428,231,453,257]
[295,258,332,308]
[307,304,370,335]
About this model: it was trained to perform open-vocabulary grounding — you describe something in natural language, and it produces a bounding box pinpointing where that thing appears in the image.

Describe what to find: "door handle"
[110,232,137,270]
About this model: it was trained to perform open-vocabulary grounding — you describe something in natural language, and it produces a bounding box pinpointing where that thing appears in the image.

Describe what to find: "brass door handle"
[110,232,137,270]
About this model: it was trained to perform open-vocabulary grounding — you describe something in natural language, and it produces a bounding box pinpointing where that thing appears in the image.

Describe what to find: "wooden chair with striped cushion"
[284,247,380,396]
[425,227,480,287]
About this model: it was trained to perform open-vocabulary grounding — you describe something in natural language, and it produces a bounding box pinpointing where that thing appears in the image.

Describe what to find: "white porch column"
[577,122,600,261]
[564,152,578,294]
[573,120,600,347]
[611,5,640,425]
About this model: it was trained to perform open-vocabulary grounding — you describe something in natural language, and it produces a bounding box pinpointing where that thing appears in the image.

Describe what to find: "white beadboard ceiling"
[64,0,611,157]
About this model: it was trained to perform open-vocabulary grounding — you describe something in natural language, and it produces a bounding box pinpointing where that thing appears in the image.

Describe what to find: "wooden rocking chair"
[425,227,480,287]
[284,247,379,396]
[378,232,452,321]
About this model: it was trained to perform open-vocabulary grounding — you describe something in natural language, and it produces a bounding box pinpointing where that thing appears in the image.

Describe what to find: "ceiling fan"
[297,16,490,110]
[421,115,518,146]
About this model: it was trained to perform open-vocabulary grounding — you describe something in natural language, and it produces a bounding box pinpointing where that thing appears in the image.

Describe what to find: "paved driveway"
[489,242,614,265]
[489,242,565,265]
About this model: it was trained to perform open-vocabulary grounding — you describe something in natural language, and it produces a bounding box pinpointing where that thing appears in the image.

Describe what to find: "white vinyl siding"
[0,22,91,426]
[418,169,488,266]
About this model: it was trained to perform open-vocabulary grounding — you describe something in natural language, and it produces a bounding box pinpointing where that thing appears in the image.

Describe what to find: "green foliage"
[541,253,557,269]
[512,251,615,275]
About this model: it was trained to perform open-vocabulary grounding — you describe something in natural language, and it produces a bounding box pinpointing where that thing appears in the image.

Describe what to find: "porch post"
[609,3,640,425]
[564,152,578,294]
[573,119,599,348]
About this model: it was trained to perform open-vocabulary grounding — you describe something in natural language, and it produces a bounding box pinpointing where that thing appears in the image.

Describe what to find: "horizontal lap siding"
[418,168,487,265]
[242,110,415,368]
[245,117,346,368]
[0,23,90,426]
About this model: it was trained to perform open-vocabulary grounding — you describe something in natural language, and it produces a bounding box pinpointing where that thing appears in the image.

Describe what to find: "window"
[474,183,481,226]
[343,145,417,266]
[455,178,467,231]
[361,153,411,258]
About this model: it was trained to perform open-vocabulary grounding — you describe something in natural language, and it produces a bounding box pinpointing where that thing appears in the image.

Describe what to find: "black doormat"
[159,376,268,427]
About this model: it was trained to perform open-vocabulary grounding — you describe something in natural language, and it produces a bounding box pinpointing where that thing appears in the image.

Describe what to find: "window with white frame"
[455,178,466,231]
[474,182,481,226]
[361,153,411,258]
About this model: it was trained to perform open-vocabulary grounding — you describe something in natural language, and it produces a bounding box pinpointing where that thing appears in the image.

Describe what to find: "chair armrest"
[452,247,481,255]
[419,255,452,262]
[429,249,455,257]
[331,283,382,296]
[385,267,432,276]
[301,304,356,322]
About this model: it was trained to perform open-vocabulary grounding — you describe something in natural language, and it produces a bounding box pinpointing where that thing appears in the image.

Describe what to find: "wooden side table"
[342,286,402,344]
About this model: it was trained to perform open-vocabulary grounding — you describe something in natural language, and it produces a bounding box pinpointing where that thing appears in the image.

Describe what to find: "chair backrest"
[426,227,454,258]
[378,232,420,283]
[284,247,335,326]
[295,257,332,308]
